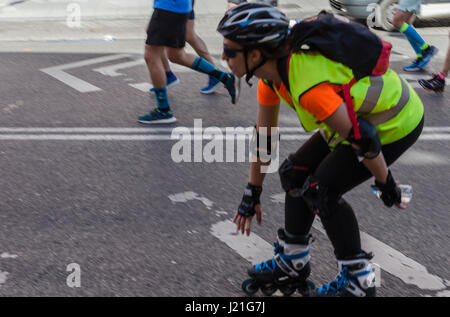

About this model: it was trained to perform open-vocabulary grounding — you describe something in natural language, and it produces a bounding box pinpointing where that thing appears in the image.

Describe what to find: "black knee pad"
[301,176,332,217]
[278,157,310,197]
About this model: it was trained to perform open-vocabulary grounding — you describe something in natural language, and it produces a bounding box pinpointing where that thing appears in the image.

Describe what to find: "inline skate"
[242,228,315,296]
[313,252,376,297]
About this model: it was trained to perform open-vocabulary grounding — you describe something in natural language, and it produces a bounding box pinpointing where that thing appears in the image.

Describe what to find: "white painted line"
[360,230,448,291]
[40,68,102,93]
[210,220,273,265]
[390,54,410,62]
[398,149,449,165]
[271,194,450,293]
[0,271,8,287]
[0,134,173,141]
[423,127,450,133]
[0,127,168,133]
[0,126,445,133]
[0,127,302,133]
[0,253,18,259]
[419,134,450,141]
[0,133,446,141]
[42,54,131,72]
[40,54,130,93]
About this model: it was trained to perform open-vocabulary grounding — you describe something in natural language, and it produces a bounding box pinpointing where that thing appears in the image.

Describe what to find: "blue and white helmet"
[217,3,290,49]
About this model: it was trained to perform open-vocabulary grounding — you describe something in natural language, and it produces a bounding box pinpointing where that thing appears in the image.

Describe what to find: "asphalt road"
[0,45,448,298]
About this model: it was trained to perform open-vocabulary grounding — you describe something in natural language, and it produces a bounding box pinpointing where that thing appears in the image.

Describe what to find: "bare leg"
[144,44,166,89]
[165,47,197,68]
[186,19,215,66]
[161,49,171,73]
[392,9,413,29]
[442,33,450,76]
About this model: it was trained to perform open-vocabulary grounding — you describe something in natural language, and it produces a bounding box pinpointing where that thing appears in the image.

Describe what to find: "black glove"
[347,118,382,159]
[238,183,262,217]
[374,170,402,207]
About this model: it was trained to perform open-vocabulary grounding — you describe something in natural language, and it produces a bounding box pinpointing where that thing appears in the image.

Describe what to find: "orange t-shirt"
[257,79,343,122]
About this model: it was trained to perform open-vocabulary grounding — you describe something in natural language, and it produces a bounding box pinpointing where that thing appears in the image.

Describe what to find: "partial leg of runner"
[149,53,179,93]
[392,3,437,72]
[419,32,450,93]
[166,47,237,103]
[186,17,221,94]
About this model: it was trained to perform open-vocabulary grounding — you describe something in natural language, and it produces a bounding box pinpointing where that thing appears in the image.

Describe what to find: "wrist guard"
[238,183,262,217]
[347,118,381,159]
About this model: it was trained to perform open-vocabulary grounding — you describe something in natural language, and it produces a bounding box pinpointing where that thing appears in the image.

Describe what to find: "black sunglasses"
[223,46,245,58]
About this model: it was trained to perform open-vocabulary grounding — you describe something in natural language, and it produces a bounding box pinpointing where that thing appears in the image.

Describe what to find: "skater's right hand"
[233,183,263,236]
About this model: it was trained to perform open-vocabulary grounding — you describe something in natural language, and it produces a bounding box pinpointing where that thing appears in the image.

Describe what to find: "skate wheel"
[298,280,315,297]
[261,284,277,296]
[242,279,258,296]
[279,284,296,297]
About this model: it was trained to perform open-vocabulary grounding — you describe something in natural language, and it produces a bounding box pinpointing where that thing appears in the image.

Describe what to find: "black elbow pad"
[347,118,381,159]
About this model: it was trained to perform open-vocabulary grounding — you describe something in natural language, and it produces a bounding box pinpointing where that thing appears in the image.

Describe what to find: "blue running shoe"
[138,108,177,124]
[150,73,180,92]
[403,58,422,72]
[166,72,180,88]
[417,45,438,69]
[200,76,221,94]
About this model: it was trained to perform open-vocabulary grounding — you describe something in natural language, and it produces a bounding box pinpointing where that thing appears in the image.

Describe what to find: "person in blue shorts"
[140,0,236,124]
[154,0,223,95]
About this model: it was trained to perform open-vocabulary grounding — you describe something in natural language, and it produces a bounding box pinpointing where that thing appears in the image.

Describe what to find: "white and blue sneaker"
[200,76,221,94]
[138,108,177,124]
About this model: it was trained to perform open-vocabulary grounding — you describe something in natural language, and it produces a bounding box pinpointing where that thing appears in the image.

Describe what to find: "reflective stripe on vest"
[363,77,410,126]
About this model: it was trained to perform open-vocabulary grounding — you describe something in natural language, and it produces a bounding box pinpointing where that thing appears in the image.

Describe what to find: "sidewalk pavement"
[0,0,328,20]
[0,0,331,43]
[0,0,447,61]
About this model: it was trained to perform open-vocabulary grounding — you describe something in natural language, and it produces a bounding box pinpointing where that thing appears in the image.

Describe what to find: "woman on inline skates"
[217,3,424,297]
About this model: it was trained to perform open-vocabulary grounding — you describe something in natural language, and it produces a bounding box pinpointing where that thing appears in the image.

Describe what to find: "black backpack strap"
[277,53,292,93]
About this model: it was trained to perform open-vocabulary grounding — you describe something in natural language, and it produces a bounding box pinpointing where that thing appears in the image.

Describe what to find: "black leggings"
[284,117,424,260]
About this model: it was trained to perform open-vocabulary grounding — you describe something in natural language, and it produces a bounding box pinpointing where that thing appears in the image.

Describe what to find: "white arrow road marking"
[94,59,191,78]
[93,59,145,77]
[168,191,214,210]
[40,54,131,92]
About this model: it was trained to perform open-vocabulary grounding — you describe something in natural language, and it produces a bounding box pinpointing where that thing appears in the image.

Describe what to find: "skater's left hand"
[233,204,262,236]
[233,183,263,236]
